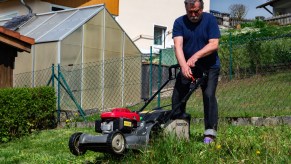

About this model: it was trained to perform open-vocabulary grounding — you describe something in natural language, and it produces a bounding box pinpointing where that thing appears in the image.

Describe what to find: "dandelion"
[256,150,260,155]
[216,144,222,150]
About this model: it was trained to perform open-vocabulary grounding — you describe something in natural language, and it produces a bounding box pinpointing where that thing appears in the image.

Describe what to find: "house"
[256,0,291,16]
[256,0,291,25]
[1,0,214,55]
[0,26,34,88]
[0,4,142,111]
[0,0,119,19]
[116,0,211,54]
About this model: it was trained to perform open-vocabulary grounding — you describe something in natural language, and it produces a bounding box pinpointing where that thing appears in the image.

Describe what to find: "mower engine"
[95,108,140,134]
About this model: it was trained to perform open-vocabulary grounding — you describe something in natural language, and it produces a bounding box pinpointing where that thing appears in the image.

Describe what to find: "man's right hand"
[181,64,193,79]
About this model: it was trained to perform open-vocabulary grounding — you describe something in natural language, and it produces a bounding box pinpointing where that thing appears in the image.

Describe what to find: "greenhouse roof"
[0,5,104,43]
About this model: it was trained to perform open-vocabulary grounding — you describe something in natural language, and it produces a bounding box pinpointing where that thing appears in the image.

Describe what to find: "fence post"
[52,64,54,88]
[229,32,233,80]
[149,46,153,97]
[57,64,61,123]
[157,50,162,108]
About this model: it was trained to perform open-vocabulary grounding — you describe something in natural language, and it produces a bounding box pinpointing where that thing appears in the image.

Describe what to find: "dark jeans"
[172,67,220,132]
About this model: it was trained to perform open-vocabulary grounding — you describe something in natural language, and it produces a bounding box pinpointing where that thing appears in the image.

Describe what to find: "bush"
[219,24,291,77]
[0,87,56,143]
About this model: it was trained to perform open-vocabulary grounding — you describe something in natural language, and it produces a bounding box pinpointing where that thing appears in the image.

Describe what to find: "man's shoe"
[203,136,214,144]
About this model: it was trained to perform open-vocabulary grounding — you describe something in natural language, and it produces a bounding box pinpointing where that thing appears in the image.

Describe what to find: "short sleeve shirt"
[172,12,221,68]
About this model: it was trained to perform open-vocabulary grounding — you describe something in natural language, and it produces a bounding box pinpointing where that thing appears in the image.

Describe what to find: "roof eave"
[256,0,279,9]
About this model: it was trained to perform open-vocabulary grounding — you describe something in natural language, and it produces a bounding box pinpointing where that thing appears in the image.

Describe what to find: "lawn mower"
[68,64,207,155]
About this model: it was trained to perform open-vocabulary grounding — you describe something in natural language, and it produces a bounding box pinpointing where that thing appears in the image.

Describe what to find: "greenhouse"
[0,5,142,112]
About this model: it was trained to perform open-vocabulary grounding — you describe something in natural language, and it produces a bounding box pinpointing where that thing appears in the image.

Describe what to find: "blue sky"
[210,0,273,19]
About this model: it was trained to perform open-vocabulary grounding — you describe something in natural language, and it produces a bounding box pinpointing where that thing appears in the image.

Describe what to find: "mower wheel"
[68,132,87,156]
[110,132,126,154]
[149,123,162,143]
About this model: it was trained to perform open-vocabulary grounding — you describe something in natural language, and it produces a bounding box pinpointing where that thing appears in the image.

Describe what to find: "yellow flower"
[256,150,260,155]
[216,144,222,150]
[66,119,70,123]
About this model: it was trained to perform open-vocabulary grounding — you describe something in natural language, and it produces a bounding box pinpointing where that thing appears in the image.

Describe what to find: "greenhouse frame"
[1,5,142,111]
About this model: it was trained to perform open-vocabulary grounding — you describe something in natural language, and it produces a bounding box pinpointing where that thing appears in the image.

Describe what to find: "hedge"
[0,86,56,143]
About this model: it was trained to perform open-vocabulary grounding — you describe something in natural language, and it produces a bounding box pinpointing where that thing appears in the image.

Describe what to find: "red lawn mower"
[68,64,207,155]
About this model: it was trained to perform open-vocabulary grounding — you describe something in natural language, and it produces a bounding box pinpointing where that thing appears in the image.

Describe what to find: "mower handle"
[168,64,180,80]
[138,64,207,113]
[138,64,180,112]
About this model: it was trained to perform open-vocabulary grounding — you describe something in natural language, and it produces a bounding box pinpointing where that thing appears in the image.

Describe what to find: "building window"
[51,4,70,11]
[52,6,64,11]
[154,25,167,46]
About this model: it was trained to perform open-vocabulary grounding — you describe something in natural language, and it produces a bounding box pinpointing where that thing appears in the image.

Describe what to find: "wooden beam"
[0,33,32,52]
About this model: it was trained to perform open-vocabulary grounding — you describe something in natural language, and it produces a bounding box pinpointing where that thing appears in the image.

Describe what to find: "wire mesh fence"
[142,33,291,117]
[14,56,142,118]
[13,32,291,119]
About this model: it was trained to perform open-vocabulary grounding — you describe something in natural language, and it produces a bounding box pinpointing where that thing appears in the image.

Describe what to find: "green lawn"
[1,71,290,163]
[127,71,291,119]
[0,123,290,163]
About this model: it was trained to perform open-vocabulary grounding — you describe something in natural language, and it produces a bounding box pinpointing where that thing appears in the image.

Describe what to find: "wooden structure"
[0,26,34,88]
[42,0,119,15]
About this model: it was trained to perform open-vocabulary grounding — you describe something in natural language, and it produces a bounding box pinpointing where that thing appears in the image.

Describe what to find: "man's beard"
[188,15,202,23]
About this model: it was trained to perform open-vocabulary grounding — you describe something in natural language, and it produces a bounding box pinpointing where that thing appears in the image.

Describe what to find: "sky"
[210,0,273,19]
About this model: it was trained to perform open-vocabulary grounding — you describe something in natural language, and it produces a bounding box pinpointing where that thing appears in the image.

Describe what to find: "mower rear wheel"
[110,132,126,154]
[149,123,162,143]
[68,132,87,156]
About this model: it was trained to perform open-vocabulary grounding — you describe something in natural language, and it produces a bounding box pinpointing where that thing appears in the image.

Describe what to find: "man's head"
[184,0,204,23]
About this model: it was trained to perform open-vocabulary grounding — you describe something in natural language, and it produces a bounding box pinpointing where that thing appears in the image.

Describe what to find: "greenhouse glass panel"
[103,58,122,108]
[28,10,76,41]
[83,11,104,63]
[124,56,141,106]
[18,14,54,36]
[104,11,123,60]
[82,62,103,110]
[61,27,82,66]
[61,27,83,109]
[124,34,141,56]
[34,42,58,71]
[82,11,104,110]
[38,7,103,43]
[34,42,58,86]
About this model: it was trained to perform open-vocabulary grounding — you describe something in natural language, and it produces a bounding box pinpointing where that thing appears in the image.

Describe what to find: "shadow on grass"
[85,132,206,163]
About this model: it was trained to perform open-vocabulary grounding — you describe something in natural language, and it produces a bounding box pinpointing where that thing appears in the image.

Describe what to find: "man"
[172,0,220,144]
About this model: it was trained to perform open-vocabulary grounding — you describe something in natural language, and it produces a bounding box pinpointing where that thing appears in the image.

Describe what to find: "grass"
[125,71,291,118]
[1,71,290,163]
[71,71,291,123]
[0,122,290,163]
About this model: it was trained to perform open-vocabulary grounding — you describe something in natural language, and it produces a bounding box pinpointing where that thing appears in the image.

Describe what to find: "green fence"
[142,33,291,117]
[14,56,142,121]
[13,33,291,119]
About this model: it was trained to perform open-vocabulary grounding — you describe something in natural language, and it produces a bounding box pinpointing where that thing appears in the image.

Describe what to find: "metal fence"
[141,33,291,117]
[13,32,291,119]
[265,13,291,26]
[14,56,142,120]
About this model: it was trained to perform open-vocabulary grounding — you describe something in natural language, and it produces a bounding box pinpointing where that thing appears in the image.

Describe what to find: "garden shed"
[1,5,142,111]
[0,26,34,88]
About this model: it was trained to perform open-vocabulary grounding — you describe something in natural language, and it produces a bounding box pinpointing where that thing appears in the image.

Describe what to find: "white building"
[117,0,210,54]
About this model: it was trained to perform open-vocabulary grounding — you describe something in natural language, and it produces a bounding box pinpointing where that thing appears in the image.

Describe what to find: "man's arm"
[173,36,193,79]
[186,38,219,67]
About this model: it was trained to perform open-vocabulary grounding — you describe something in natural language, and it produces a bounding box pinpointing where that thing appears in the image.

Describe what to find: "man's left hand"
[187,56,198,67]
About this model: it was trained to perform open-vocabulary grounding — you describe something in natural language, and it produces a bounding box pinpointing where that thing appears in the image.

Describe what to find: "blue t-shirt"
[172,12,221,69]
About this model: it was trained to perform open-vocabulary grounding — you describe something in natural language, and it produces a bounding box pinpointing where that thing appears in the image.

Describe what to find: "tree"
[228,4,248,20]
